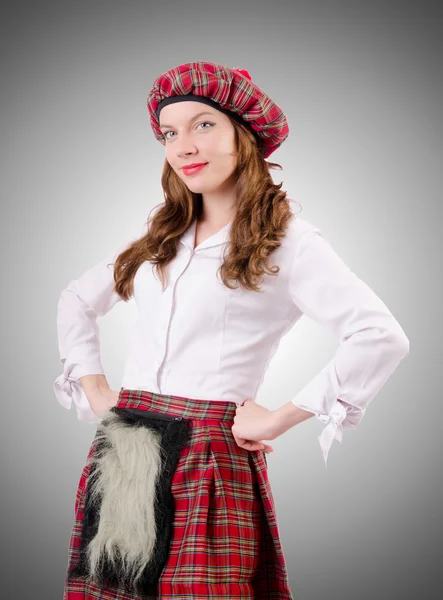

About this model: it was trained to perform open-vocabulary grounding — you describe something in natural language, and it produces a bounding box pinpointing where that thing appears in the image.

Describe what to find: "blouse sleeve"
[53,222,148,423]
[289,224,410,467]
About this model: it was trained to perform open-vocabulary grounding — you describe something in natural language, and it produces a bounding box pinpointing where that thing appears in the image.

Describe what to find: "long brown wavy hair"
[112,117,299,301]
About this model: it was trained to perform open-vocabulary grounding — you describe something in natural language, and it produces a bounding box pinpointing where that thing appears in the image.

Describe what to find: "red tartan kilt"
[64,388,294,600]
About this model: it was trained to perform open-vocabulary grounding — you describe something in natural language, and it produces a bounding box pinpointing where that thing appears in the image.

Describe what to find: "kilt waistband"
[113,387,239,423]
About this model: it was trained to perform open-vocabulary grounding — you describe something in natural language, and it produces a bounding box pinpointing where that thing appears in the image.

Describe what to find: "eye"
[161,121,214,141]
[197,121,214,130]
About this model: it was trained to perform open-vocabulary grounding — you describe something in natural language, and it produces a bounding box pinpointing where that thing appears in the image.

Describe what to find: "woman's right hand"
[87,387,120,418]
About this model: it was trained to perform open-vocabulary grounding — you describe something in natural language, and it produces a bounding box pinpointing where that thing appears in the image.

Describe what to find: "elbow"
[401,335,410,357]
[350,320,410,358]
[390,328,410,358]
[368,316,410,358]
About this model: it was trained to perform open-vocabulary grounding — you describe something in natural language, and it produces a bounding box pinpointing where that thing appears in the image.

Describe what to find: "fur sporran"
[67,406,190,596]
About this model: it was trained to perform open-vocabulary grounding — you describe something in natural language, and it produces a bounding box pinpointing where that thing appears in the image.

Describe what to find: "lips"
[182,163,208,175]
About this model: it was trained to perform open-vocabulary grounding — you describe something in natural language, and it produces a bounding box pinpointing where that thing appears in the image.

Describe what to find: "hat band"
[156,94,255,134]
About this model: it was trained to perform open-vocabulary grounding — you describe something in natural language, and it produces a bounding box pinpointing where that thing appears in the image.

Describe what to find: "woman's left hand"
[231,398,277,453]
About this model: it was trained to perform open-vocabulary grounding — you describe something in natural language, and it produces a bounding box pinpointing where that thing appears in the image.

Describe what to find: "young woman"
[55,61,410,599]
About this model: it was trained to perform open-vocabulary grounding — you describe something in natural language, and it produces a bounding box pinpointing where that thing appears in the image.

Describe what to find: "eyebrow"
[159,111,216,129]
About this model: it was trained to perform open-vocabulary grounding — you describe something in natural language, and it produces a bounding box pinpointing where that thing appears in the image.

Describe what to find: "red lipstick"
[182,162,208,176]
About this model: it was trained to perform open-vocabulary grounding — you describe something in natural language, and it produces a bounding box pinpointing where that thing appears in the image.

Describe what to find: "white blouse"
[53,205,410,466]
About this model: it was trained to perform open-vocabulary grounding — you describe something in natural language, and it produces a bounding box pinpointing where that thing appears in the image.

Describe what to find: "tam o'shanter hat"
[146,61,289,159]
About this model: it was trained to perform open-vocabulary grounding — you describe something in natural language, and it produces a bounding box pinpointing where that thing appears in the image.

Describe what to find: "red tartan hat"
[146,61,289,159]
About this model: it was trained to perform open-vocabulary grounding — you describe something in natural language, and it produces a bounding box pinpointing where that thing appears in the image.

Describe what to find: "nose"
[174,132,199,158]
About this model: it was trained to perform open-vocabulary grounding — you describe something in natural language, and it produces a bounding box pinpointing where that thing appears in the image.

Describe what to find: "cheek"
[206,147,236,172]
[212,134,236,155]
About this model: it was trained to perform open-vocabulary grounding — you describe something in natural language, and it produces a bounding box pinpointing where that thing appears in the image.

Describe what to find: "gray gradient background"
[1,1,441,598]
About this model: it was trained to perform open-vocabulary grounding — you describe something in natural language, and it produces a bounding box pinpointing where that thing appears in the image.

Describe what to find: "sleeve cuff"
[53,370,102,424]
[314,400,348,467]
[292,398,364,467]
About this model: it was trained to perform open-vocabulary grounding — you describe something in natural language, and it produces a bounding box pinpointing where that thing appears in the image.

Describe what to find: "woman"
[55,61,410,599]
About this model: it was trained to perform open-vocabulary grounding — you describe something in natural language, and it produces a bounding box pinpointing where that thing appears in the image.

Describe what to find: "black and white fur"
[67,407,189,596]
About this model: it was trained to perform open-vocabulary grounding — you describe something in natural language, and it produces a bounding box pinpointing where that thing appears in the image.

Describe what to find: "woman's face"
[159,101,238,195]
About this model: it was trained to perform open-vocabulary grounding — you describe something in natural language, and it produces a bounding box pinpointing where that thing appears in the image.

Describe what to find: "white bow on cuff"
[53,374,101,424]
[316,400,348,467]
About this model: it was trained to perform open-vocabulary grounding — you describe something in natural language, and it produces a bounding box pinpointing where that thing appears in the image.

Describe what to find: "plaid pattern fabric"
[64,388,294,599]
[146,61,289,159]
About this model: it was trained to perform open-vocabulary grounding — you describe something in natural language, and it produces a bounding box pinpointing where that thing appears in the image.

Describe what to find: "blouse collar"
[180,217,233,252]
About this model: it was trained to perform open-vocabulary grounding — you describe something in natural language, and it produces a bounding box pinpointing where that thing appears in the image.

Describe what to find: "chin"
[185,185,207,194]
[182,179,212,192]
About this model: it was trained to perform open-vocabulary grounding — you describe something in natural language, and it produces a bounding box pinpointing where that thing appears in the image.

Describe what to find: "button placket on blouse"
[156,247,196,391]
[153,218,231,391]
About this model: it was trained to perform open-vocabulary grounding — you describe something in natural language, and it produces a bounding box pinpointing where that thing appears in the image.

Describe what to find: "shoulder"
[282,203,342,270]
[285,200,323,244]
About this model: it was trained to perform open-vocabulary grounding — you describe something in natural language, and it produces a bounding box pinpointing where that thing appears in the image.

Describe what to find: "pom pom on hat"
[232,67,253,81]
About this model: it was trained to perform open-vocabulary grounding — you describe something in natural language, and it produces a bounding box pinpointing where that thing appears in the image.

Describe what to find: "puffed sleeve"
[53,222,148,423]
[289,224,410,466]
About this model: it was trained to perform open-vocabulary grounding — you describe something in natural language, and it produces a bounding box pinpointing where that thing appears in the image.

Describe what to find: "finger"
[232,429,268,452]
[245,440,266,451]
[232,433,246,448]
[234,434,262,451]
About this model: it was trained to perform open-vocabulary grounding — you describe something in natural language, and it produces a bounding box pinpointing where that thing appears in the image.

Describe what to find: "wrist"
[80,374,110,396]
[271,401,315,438]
